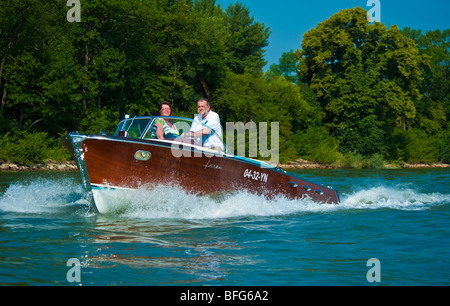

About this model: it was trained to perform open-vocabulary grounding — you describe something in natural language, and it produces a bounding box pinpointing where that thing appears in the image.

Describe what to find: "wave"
[0,178,90,215]
[1,179,449,219]
[339,185,450,211]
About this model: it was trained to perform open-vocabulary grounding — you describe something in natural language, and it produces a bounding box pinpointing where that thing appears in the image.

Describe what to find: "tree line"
[0,0,448,166]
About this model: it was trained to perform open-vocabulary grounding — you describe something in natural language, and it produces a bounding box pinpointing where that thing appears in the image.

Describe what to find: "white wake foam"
[90,184,450,219]
[0,178,88,214]
[340,186,450,211]
[1,180,449,218]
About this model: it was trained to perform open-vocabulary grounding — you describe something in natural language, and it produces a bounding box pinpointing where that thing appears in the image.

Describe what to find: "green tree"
[266,50,299,84]
[400,28,449,163]
[185,0,231,102]
[0,0,50,114]
[299,8,427,156]
[214,71,310,161]
[404,128,440,163]
[224,2,270,74]
[403,28,449,138]
[1,0,447,166]
[292,126,341,164]
[440,127,450,163]
[0,0,69,133]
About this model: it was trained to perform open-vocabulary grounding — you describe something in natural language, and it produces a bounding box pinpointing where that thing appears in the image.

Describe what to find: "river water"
[0,169,449,286]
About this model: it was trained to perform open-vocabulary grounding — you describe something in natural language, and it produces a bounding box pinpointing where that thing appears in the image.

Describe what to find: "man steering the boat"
[188,98,224,152]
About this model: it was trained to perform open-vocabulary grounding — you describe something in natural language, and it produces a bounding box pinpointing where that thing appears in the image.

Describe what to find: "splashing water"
[1,171,449,286]
[0,178,90,215]
[339,185,449,211]
[1,178,448,219]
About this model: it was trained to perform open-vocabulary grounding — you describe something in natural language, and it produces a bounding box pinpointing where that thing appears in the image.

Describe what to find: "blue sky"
[215,0,450,69]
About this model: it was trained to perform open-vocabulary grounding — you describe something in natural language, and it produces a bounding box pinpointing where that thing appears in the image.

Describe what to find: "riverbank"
[278,158,449,169]
[0,158,448,171]
[0,160,78,171]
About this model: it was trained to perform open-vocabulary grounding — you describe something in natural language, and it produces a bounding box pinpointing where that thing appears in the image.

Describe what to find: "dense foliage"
[0,1,448,166]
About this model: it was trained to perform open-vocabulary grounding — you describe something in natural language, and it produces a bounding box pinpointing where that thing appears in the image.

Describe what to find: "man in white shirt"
[189,98,224,151]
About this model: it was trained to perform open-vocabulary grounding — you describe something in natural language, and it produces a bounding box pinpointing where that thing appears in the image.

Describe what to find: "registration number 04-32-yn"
[243,169,268,183]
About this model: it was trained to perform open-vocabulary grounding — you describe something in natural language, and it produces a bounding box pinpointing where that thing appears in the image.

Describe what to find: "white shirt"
[190,110,224,150]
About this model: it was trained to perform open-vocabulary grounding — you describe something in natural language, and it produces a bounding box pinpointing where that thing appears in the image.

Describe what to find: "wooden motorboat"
[61,116,339,213]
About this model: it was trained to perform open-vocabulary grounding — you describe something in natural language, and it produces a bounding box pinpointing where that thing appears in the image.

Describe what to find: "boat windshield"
[114,116,229,154]
[113,117,152,139]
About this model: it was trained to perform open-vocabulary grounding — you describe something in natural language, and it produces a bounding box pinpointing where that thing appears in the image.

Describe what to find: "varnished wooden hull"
[62,134,339,213]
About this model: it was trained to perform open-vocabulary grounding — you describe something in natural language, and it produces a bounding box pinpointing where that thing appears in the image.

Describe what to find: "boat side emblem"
[134,150,151,161]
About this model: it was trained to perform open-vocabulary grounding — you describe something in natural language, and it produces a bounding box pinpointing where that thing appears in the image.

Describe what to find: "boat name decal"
[203,160,223,170]
[243,169,268,183]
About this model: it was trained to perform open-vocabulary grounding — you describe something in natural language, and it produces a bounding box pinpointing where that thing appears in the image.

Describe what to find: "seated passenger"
[188,98,224,151]
[152,102,179,140]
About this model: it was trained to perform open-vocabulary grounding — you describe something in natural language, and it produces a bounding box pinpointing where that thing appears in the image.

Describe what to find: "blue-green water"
[0,169,449,286]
